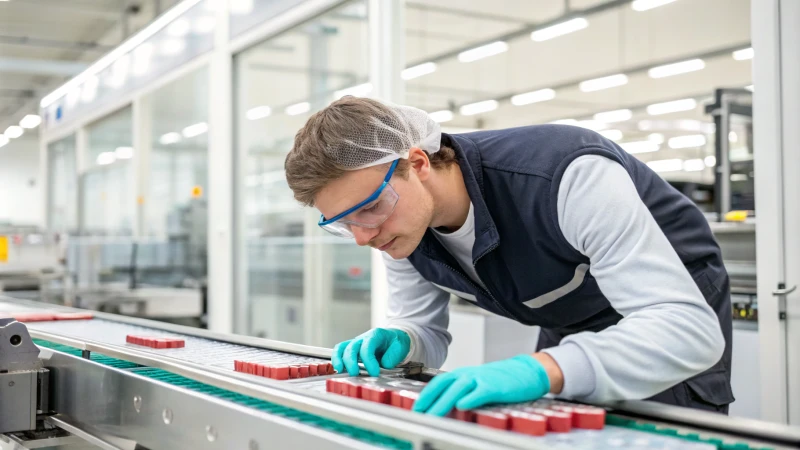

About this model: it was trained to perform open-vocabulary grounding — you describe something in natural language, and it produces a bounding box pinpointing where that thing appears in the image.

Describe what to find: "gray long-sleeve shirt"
[382,154,724,403]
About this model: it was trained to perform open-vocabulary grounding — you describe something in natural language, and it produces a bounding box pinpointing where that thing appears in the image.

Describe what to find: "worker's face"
[315,148,434,259]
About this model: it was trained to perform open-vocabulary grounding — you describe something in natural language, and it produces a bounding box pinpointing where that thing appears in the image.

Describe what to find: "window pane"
[235,0,371,346]
[48,135,78,232]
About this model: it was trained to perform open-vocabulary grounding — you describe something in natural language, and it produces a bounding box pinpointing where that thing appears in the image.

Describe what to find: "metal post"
[753,0,793,424]
[368,0,405,328]
[132,96,152,238]
[207,0,234,333]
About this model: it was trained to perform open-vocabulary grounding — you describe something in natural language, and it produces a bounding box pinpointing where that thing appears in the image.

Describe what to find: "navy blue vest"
[407,126,733,405]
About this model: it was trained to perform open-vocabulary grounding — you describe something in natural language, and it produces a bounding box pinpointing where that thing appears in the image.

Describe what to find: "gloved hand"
[332,328,411,377]
[412,354,550,417]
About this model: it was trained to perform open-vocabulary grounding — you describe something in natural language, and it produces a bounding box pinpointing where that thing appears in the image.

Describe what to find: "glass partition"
[47,135,78,232]
[235,0,370,346]
[144,66,210,282]
[81,107,134,235]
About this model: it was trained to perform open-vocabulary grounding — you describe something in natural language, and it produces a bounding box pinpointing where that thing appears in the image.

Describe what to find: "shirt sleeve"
[381,252,453,368]
[542,154,725,402]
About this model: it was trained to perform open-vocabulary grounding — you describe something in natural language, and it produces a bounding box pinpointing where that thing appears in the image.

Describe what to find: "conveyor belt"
[2,297,800,450]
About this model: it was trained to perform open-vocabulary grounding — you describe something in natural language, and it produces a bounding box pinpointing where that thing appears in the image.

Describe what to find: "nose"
[352,225,380,246]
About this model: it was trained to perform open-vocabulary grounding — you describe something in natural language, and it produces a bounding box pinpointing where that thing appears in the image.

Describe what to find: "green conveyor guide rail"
[33,339,412,450]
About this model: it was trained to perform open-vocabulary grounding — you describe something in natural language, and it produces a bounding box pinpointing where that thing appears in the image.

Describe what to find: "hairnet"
[324,100,442,170]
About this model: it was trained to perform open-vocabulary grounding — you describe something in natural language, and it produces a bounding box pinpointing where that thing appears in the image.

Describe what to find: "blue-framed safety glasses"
[318,159,400,238]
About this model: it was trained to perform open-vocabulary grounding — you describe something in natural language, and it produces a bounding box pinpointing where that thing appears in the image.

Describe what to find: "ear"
[407,147,431,181]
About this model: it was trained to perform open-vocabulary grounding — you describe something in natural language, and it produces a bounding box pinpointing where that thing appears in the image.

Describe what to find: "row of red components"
[326,377,605,437]
[1,311,94,322]
[234,359,335,380]
[126,335,186,349]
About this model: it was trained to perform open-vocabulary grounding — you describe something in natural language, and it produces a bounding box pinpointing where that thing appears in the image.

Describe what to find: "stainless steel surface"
[0,371,36,434]
[46,416,130,450]
[0,319,42,372]
[0,296,332,359]
[608,399,800,448]
[41,349,381,450]
[773,285,797,296]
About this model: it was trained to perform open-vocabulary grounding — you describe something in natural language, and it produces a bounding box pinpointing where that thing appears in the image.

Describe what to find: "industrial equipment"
[0,296,797,450]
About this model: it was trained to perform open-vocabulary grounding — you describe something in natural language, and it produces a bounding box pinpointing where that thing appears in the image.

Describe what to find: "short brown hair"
[285,96,456,206]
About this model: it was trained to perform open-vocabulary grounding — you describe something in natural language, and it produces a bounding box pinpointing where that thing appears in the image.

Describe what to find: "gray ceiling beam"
[0,57,89,77]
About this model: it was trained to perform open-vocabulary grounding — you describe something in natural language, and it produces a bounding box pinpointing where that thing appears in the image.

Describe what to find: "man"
[284,96,733,417]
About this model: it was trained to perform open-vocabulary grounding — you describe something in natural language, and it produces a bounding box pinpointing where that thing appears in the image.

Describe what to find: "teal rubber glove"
[332,328,411,377]
[413,355,550,417]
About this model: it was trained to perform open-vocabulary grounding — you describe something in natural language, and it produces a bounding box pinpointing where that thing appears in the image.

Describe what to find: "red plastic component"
[346,380,362,398]
[326,378,336,392]
[572,407,606,429]
[125,335,184,349]
[297,365,310,378]
[326,363,335,375]
[269,365,290,381]
[309,364,318,376]
[12,312,56,322]
[390,390,404,408]
[53,312,94,320]
[361,384,391,404]
[526,408,572,432]
[234,360,243,372]
[398,390,418,410]
[507,411,547,436]
[454,409,476,423]
[475,410,510,430]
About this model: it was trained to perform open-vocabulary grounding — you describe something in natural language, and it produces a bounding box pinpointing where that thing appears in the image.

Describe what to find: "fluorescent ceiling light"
[620,141,660,154]
[511,89,555,106]
[401,62,436,80]
[705,155,716,167]
[167,18,190,37]
[648,59,705,78]
[4,126,23,139]
[285,102,311,116]
[428,110,454,123]
[648,133,665,144]
[96,152,116,166]
[745,85,754,92]
[193,16,216,34]
[530,18,588,42]
[579,74,628,92]
[19,114,41,129]
[575,120,608,131]
[668,134,706,149]
[161,39,186,55]
[246,105,272,121]
[647,158,683,173]
[159,132,182,145]
[458,41,508,63]
[631,0,678,12]
[40,0,204,108]
[132,43,154,77]
[599,129,623,141]
[593,109,632,123]
[550,119,578,126]
[460,100,498,116]
[0,135,8,148]
[729,131,738,143]
[334,83,373,99]
[80,75,99,103]
[733,47,754,61]
[182,122,208,138]
[230,0,254,15]
[115,146,134,159]
[647,98,697,115]
[683,158,705,172]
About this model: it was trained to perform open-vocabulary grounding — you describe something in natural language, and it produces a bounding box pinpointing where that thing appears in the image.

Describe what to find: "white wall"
[0,134,42,226]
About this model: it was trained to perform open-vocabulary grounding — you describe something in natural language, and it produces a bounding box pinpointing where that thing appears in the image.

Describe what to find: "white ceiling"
[236,0,752,183]
[0,0,181,131]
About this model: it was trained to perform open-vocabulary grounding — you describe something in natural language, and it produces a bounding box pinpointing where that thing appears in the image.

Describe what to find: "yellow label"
[192,186,203,198]
[0,236,7,263]
[137,196,145,205]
